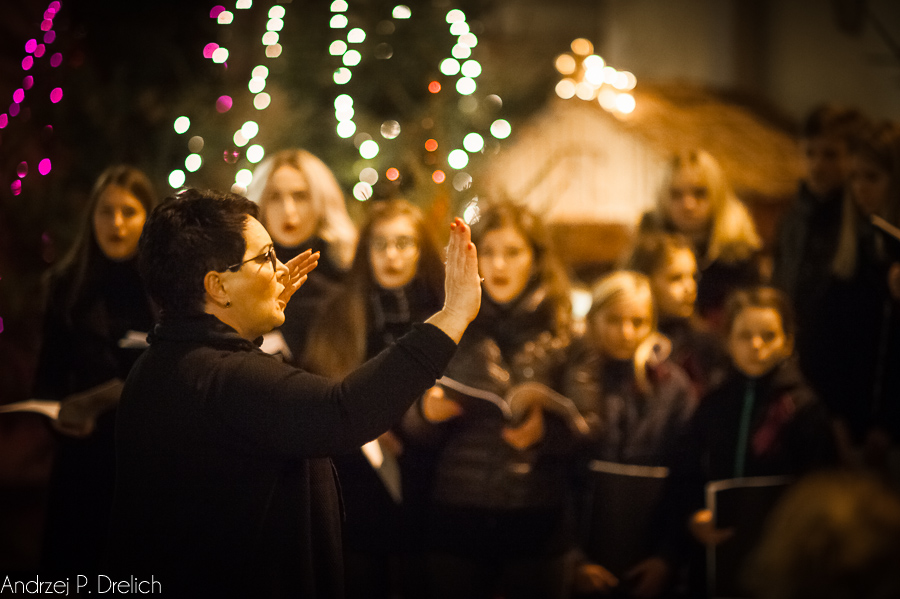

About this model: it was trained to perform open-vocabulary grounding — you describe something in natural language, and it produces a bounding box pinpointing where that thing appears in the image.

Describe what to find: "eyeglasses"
[370,235,418,253]
[225,246,278,273]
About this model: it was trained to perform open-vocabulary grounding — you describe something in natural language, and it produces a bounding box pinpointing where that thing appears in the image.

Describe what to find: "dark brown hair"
[723,286,795,340]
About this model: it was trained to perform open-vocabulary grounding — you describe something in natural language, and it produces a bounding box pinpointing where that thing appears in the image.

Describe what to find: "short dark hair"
[624,232,695,277]
[801,104,868,144]
[724,286,796,339]
[138,188,259,316]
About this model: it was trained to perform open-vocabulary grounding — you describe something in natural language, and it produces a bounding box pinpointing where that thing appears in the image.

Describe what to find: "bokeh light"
[216,95,233,112]
[335,106,354,121]
[386,167,400,181]
[375,43,393,60]
[451,44,472,60]
[212,47,229,63]
[446,9,465,22]
[336,121,356,138]
[265,44,283,58]
[334,68,352,84]
[233,131,249,147]
[17,162,28,178]
[555,79,576,99]
[267,18,284,32]
[575,82,595,100]
[432,170,446,184]
[458,33,478,48]
[335,94,353,110]
[185,154,202,172]
[50,53,62,67]
[490,119,511,139]
[0,114,8,129]
[330,40,347,55]
[241,121,259,139]
[424,139,438,152]
[174,116,190,134]
[224,150,241,163]
[22,56,34,71]
[34,44,46,58]
[269,5,286,18]
[343,50,361,67]
[218,11,234,25]
[188,136,204,152]
[236,169,253,187]
[11,180,22,195]
[348,28,366,43]
[598,89,617,111]
[380,120,401,139]
[247,144,265,163]
[49,88,63,103]
[456,77,476,95]
[450,22,469,36]
[554,54,576,75]
[359,167,378,185]
[440,58,461,76]
[13,89,25,104]
[236,0,252,8]
[262,32,279,45]
[453,172,473,191]
[463,133,484,153]
[330,0,348,11]
[38,159,51,175]
[254,93,271,110]
[571,38,593,55]
[393,5,411,19]
[169,170,186,188]
[252,65,269,79]
[248,77,266,93]
[25,39,37,53]
[359,140,379,159]
[583,54,604,70]
[616,93,636,114]
[330,15,348,28]
[448,149,469,169]
[23,76,34,90]
[203,43,219,58]
[428,81,441,94]
[352,182,372,201]
[210,5,225,18]
[461,60,482,78]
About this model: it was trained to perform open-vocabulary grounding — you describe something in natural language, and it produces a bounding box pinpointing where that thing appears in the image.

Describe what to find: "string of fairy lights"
[554,38,637,116]
[327,3,512,202]
[5,1,63,197]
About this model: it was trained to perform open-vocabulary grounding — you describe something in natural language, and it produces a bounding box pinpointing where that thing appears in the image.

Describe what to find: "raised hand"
[279,249,319,304]
[426,218,481,343]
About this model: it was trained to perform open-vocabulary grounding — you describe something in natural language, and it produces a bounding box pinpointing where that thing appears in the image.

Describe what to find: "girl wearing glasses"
[245,148,357,361]
[303,198,445,599]
[33,165,158,573]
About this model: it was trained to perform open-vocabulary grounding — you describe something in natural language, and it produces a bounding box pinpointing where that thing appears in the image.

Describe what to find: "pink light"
[9,103,20,117]
[0,114,7,128]
[215,95,233,113]
[49,88,63,103]
[224,150,240,163]
[50,53,62,67]
[23,76,34,90]
[11,180,22,196]
[203,43,219,59]
[22,56,34,70]
[35,44,46,58]
[39,158,52,175]
[210,5,225,18]
[13,89,24,104]
[44,9,56,20]
[17,162,28,178]
[44,30,56,44]
[25,39,37,53]
[49,1,61,11]
[41,19,52,31]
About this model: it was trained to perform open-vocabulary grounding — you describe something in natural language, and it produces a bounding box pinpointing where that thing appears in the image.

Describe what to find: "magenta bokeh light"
[44,30,56,44]
[23,76,34,90]
[22,56,34,70]
[25,39,37,53]
[50,53,62,67]
[39,159,52,176]
[11,180,22,196]
[0,114,7,129]
[49,1,60,11]
[41,19,52,31]
[10,103,20,117]
[50,88,63,103]
[17,162,28,178]
[13,89,24,104]
[203,43,219,59]
[210,5,225,18]
[216,95,233,113]
[35,44,46,58]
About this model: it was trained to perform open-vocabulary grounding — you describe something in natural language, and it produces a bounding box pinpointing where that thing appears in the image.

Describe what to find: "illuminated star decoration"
[554,38,637,116]
[327,3,512,206]
[167,0,281,193]
[5,1,63,197]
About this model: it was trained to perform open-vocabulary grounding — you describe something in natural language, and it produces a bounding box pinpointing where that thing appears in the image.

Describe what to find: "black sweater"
[107,314,456,598]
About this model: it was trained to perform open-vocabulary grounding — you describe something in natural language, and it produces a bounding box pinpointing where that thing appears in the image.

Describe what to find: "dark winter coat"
[107,314,456,598]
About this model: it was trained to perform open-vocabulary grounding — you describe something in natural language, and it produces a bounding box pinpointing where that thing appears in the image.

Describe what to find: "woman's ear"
[204,270,230,307]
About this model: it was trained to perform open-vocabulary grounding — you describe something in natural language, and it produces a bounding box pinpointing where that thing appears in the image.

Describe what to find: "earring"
[225,301,231,308]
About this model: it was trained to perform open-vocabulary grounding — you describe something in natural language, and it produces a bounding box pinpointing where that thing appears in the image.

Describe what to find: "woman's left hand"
[502,407,545,450]
[279,250,319,304]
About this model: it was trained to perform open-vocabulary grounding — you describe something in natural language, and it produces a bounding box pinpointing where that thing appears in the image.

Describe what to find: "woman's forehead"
[243,216,274,251]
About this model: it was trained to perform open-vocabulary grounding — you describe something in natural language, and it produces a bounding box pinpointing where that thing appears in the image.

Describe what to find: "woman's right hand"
[688,509,734,546]
[426,218,481,343]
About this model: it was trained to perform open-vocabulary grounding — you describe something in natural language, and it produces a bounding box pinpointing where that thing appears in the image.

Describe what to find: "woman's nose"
[113,211,126,229]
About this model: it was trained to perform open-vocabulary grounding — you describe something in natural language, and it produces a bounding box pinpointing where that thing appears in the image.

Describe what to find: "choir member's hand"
[627,556,672,598]
[279,249,319,304]
[688,509,734,546]
[421,386,464,423]
[426,218,481,343]
[573,562,619,594]
[501,407,545,450]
